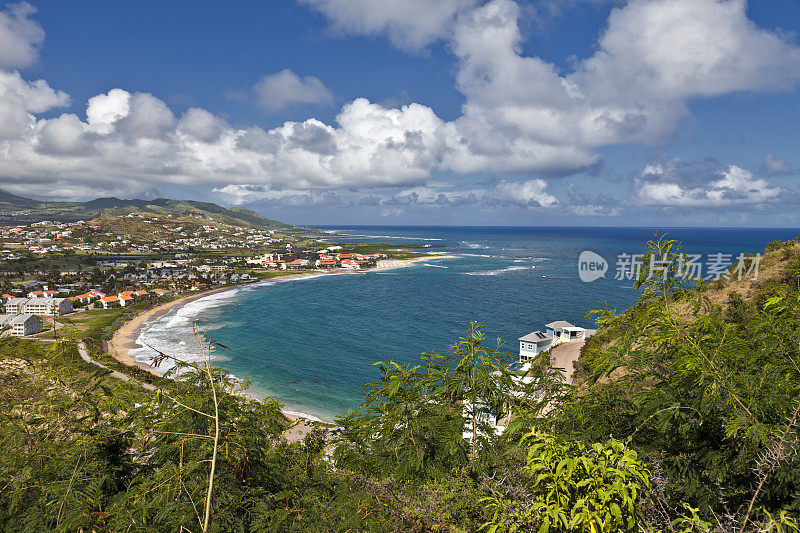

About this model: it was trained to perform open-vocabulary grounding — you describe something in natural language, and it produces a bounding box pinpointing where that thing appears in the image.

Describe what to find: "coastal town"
[0,213,408,338]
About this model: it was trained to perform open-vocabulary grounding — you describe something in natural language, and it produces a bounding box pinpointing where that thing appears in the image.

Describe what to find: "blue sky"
[0,0,799,226]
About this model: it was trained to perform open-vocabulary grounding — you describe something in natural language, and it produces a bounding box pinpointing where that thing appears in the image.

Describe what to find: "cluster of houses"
[0,290,76,337]
[0,220,81,255]
[0,215,282,258]
[250,249,387,270]
[96,289,153,309]
[0,286,173,337]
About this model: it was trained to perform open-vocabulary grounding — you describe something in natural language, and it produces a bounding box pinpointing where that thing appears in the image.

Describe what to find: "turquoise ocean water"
[131,226,799,421]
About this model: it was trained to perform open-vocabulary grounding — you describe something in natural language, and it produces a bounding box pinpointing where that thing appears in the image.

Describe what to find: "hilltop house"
[518,321,592,363]
[544,321,587,344]
[518,331,554,362]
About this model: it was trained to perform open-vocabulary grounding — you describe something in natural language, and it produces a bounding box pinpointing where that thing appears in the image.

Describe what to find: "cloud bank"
[0,0,798,217]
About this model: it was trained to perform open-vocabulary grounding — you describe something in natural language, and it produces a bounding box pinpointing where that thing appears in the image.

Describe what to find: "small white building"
[544,321,586,345]
[197,264,227,273]
[518,331,554,362]
[27,290,58,298]
[7,314,42,336]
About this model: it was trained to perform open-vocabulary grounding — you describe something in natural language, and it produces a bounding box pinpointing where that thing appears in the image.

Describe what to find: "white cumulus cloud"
[637,163,780,207]
[299,0,477,51]
[0,2,44,69]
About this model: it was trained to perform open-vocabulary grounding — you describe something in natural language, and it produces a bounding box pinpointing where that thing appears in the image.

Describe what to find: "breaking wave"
[461,265,536,276]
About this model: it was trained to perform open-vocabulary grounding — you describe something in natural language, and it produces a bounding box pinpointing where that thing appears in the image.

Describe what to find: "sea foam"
[461,265,536,276]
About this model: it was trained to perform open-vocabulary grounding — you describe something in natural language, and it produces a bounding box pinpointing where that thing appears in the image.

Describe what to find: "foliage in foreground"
[482,431,651,532]
[1,236,800,531]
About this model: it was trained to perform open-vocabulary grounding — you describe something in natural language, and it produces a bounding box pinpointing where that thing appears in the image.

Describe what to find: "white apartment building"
[4,298,30,314]
[0,314,42,336]
[22,298,73,315]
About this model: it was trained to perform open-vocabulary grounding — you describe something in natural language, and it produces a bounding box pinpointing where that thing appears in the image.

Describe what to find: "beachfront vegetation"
[1,236,799,531]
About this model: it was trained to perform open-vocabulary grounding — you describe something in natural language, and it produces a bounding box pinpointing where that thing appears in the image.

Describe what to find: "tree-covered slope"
[0,190,295,230]
[2,236,798,532]
[558,236,800,528]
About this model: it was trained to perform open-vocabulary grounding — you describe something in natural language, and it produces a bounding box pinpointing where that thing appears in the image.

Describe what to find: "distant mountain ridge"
[0,190,295,230]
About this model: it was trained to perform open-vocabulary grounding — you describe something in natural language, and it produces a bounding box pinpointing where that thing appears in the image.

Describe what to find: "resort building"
[0,314,43,336]
[4,298,29,314]
[284,259,310,269]
[23,297,73,315]
[197,264,227,273]
[263,260,286,269]
[100,296,121,309]
[316,257,336,269]
[72,294,95,305]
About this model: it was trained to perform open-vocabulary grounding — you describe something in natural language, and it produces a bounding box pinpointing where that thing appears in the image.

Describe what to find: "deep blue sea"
[132,226,800,421]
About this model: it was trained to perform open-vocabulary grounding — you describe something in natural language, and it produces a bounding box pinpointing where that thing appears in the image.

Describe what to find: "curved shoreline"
[107,283,254,376]
[106,255,451,421]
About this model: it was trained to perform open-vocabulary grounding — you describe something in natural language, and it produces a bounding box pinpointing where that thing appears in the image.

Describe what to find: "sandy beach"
[107,254,450,377]
[105,254,450,428]
[107,284,250,376]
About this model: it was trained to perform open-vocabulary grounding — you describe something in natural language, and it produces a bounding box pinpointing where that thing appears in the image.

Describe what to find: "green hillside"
[0,190,296,230]
[2,236,797,531]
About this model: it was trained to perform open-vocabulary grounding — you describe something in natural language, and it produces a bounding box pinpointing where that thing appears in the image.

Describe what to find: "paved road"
[76,341,155,391]
[549,340,585,385]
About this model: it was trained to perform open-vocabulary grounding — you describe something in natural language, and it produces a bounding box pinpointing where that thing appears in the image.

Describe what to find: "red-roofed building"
[316,258,336,269]
[285,259,309,269]
[100,296,120,309]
